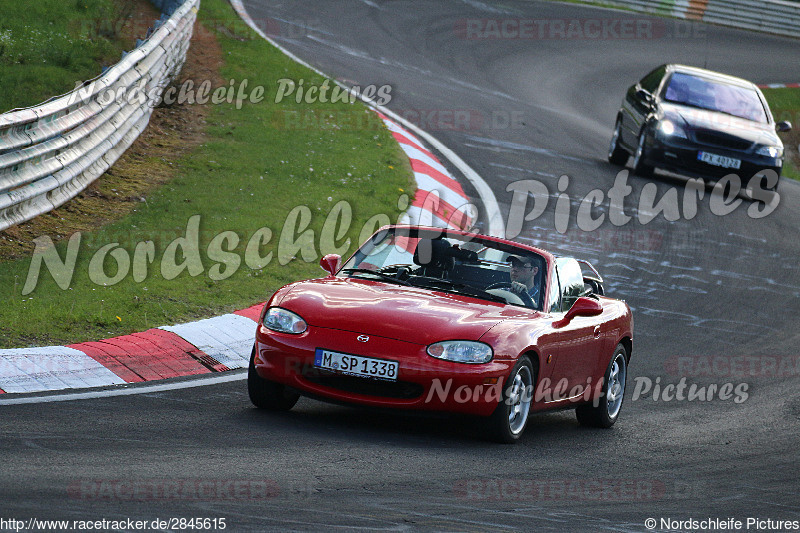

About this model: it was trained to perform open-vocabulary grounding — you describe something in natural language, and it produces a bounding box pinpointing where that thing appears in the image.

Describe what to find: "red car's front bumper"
[253,324,514,417]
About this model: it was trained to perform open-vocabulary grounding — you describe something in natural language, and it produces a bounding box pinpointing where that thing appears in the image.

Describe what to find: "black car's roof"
[664,64,757,90]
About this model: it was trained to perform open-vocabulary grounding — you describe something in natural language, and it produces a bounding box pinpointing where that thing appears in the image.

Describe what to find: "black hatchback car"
[608,64,791,190]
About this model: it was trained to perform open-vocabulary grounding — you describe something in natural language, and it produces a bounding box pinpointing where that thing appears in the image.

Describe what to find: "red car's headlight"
[263,307,307,334]
[427,341,493,364]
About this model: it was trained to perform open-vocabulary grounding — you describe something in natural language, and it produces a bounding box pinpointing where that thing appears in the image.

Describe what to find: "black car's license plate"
[698,151,741,169]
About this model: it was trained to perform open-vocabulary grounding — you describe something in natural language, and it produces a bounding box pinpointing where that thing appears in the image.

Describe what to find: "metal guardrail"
[600,0,800,38]
[0,0,199,231]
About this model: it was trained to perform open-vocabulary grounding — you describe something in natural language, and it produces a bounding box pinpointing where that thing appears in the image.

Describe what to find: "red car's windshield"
[340,228,547,310]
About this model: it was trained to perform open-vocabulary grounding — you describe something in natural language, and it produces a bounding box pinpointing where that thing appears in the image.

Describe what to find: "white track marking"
[160,314,257,369]
[0,371,246,405]
[0,346,126,394]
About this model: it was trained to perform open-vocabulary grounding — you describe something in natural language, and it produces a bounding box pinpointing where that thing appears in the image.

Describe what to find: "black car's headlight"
[427,341,493,364]
[263,307,307,334]
[755,145,782,158]
[658,119,688,139]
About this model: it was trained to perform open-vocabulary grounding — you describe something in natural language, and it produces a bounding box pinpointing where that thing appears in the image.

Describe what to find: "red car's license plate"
[314,349,399,381]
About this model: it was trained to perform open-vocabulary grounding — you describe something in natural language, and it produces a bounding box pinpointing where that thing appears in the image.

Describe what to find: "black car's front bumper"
[641,132,783,184]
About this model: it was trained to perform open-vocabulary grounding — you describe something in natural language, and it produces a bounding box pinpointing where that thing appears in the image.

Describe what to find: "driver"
[508,255,540,306]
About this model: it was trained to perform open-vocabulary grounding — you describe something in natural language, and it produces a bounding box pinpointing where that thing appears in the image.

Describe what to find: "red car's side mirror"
[320,254,341,277]
[553,297,603,328]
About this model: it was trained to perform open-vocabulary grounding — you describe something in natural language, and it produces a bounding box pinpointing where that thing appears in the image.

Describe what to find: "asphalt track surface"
[3,1,800,531]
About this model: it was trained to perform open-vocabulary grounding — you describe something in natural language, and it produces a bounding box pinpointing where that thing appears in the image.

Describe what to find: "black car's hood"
[662,102,781,147]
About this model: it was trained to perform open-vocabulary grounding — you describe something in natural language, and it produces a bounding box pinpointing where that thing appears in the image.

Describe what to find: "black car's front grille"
[693,130,753,152]
[302,369,424,400]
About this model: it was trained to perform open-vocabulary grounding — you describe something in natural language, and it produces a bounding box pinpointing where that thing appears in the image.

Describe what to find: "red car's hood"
[278,277,533,344]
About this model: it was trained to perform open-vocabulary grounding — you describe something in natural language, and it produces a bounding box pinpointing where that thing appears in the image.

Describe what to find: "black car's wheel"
[248,347,300,410]
[631,130,654,177]
[485,356,535,443]
[576,343,628,428]
[770,170,781,192]
[608,118,629,165]
[749,170,781,193]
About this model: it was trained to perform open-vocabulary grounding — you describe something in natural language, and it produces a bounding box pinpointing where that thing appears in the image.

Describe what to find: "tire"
[770,170,781,192]
[749,170,780,193]
[631,129,654,177]
[484,356,535,443]
[576,344,628,428]
[248,347,300,411]
[608,118,629,166]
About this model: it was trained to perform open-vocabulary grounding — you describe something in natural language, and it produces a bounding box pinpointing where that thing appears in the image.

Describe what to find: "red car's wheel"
[576,343,628,428]
[484,356,535,443]
[248,347,300,411]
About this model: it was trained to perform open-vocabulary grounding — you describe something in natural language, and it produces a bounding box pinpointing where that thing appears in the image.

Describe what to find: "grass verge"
[0,0,414,348]
[762,88,800,182]
[0,0,151,113]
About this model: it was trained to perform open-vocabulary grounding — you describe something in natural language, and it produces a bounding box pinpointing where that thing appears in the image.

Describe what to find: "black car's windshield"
[661,72,768,123]
[340,227,547,310]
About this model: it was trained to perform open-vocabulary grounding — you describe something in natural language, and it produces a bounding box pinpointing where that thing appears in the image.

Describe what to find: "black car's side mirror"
[636,87,654,105]
[777,121,792,133]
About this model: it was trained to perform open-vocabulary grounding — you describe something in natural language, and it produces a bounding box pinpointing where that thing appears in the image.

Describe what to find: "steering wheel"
[485,282,536,308]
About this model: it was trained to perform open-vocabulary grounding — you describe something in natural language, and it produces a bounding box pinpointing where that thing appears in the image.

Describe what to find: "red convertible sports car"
[249,225,633,442]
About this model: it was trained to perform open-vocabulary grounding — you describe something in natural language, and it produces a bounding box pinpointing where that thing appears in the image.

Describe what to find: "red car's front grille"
[302,369,424,400]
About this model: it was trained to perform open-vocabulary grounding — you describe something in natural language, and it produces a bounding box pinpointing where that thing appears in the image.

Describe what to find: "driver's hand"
[510,281,527,294]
